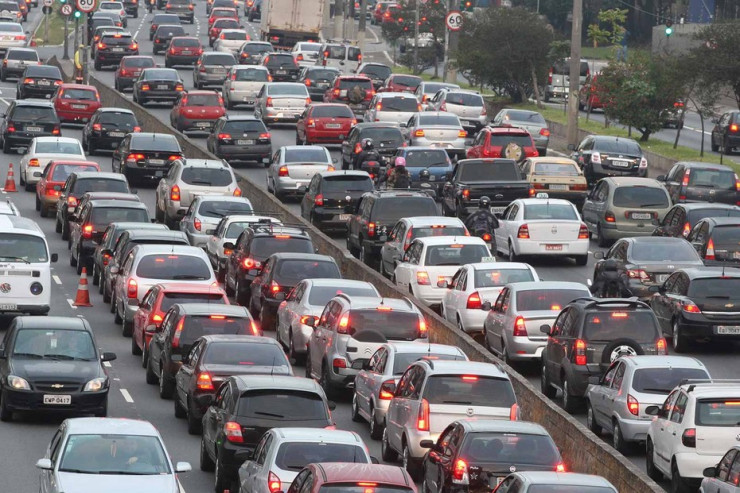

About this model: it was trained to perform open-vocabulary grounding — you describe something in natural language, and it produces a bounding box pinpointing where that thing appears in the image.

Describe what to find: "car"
[19,137,85,191]
[237,40,273,65]
[208,115,272,164]
[394,236,493,308]
[148,13,181,40]
[581,177,672,247]
[164,36,203,67]
[356,62,392,90]
[388,147,453,197]
[341,122,405,170]
[592,236,704,299]
[364,92,420,126]
[317,42,363,73]
[214,29,251,55]
[267,145,334,200]
[131,282,229,360]
[427,89,487,134]
[383,359,518,478]
[353,342,467,439]
[152,24,186,55]
[206,214,283,279]
[405,111,467,158]
[209,18,240,47]
[16,64,63,99]
[298,66,341,101]
[81,107,140,155]
[414,81,459,107]
[0,47,39,81]
[98,1,127,25]
[571,135,649,184]
[466,126,538,162]
[653,202,740,238]
[208,6,238,24]
[686,217,740,264]
[200,375,337,493]
[94,31,138,70]
[91,26,126,54]
[132,67,185,106]
[0,316,115,421]
[546,58,590,102]
[379,73,421,94]
[299,170,373,232]
[35,418,191,491]
[296,103,356,145]
[578,73,605,112]
[244,0,260,20]
[260,52,300,82]
[586,355,711,453]
[0,99,61,154]
[147,304,260,397]
[490,108,550,156]
[0,22,26,53]
[657,161,740,206]
[493,471,617,493]
[208,0,237,14]
[68,191,141,241]
[540,297,668,412]
[193,51,236,89]
[254,82,311,125]
[663,100,687,129]
[0,198,19,215]
[175,334,293,433]
[700,445,740,493]
[169,90,226,133]
[0,2,21,25]
[111,131,184,182]
[348,189,440,268]
[646,381,740,491]
[113,55,155,92]
[221,65,270,109]
[178,195,253,248]
[165,0,194,23]
[323,75,374,117]
[421,420,565,492]
[288,463,416,493]
[372,1,398,24]
[290,40,322,67]
[249,252,341,331]
[35,160,99,218]
[519,157,588,208]
[711,110,740,154]
[122,0,138,17]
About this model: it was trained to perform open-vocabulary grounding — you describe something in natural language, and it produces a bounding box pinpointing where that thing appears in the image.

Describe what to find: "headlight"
[83,377,108,392]
[8,375,30,390]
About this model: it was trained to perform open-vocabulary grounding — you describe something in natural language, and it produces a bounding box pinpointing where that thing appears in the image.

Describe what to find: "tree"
[380,0,446,75]
[692,21,740,109]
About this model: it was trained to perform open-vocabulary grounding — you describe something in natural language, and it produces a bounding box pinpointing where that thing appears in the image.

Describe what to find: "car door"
[703,448,738,493]
[278,282,304,344]
[442,268,464,322]
[650,272,678,331]
[688,220,711,257]
[39,428,62,493]
[583,181,608,229]
[545,307,571,386]
[651,389,679,474]
[486,287,510,351]
[662,164,684,203]
[149,309,174,375]
[423,424,458,492]
[394,241,421,289]
[381,221,405,274]
[244,432,272,493]
[663,391,689,472]
[309,300,339,377]
[112,134,131,172]
[355,347,384,415]
[495,204,519,254]
[134,287,157,346]
[176,339,202,408]
[598,361,625,428]
[385,365,416,450]
[590,361,617,428]
[203,381,230,453]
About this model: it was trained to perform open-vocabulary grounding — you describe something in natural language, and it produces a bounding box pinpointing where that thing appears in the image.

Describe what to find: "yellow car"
[520,157,589,207]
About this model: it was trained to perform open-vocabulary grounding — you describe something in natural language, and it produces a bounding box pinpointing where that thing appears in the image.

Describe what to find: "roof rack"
[250,221,309,236]
[682,379,740,392]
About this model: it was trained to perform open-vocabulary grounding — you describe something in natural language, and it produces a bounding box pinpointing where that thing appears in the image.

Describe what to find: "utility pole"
[442,0,450,80]
[413,0,420,74]
[566,0,583,148]
[62,14,70,60]
[322,0,331,40]
[82,13,90,84]
[333,0,344,40]
[357,0,366,52]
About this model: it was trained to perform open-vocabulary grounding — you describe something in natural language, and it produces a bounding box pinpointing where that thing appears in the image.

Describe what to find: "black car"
[209,0,236,14]
[540,297,667,412]
[260,52,300,82]
[207,116,272,164]
[357,62,392,90]
[146,303,257,397]
[0,316,116,421]
[16,65,63,99]
[347,189,439,268]
[132,68,184,106]
[298,66,341,101]
[200,374,335,493]
[88,12,124,39]
[174,334,291,434]
[650,267,740,352]
[152,24,186,54]
[711,110,740,154]
[223,223,314,305]
[657,161,739,206]
[149,13,181,40]
[245,0,261,21]
[570,135,648,185]
[91,221,166,287]
[122,0,138,17]
[652,203,740,238]
[300,170,373,231]
[686,216,740,264]
[91,26,126,55]
[94,32,139,70]
[86,16,116,42]
[0,100,60,153]
[82,108,140,155]
[248,252,341,330]
[112,132,184,181]
[420,420,564,493]
[237,41,273,65]
[341,122,405,170]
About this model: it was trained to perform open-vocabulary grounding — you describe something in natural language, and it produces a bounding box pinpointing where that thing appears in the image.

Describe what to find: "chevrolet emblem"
[727,303,735,308]
[51,384,64,389]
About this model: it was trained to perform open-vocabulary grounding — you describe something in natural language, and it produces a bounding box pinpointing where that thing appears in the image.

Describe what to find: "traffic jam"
[1,0,740,492]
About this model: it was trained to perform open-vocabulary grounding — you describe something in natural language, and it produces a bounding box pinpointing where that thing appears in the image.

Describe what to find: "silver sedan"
[405,111,467,159]
[179,195,254,248]
[266,145,334,200]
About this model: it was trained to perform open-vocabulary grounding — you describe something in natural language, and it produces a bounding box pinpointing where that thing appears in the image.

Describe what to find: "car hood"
[57,472,178,493]
[11,359,102,381]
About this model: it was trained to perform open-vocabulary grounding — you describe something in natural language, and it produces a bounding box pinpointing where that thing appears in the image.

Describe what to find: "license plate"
[490,206,505,214]
[326,123,341,129]
[276,69,286,74]
[243,98,254,104]
[338,214,351,221]
[0,303,17,310]
[318,82,329,88]
[657,274,668,283]
[43,395,71,405]
[549,184,568,190]
[148,159,165,165]
[340,90,347,97]
[112,47,124,52]
[157,84,169,90]
[716,326,740,335]
[631,212,652,220]
[71,104,86,109]
[155,170,163,177]
[237,139,254,145]
[108,131,125,137]
[182,50,192,55]
[26,126,42,132]
[612,160,630,168]
[196,122,211,128]
[213,68,225,74]
[38,80,50,86]
[545,244,563,251]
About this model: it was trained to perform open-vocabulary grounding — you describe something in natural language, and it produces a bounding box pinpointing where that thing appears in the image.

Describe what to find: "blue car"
[392,146,453,197]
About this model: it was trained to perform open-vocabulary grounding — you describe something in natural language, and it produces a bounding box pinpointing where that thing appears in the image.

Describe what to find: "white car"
[290,41,322,67]
[19,137,86,191]
[237,428,372,493]
[494,195,590,265]
[393,236,492,308]
[0,22,27,52]
[98,1,127,26]
[222,65,271,109]
[205,214,282,278]
[275,278,379,364]
[440,261,539,334]
[214,29,251,54]
[700,446,740,493]
[267,145,334,200]
[646,381,740,490]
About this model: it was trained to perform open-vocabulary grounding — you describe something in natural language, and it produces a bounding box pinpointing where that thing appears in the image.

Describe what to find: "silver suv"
[179,195,254,248]
[426,89,487,135]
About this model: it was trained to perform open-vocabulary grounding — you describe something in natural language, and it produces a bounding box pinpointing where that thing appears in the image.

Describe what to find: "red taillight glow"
[82,224,93,239]
[172,317,185,348]
[196,372,214,390]
[682,428,696,447]
[574,339,586,365]
[278,166,289,177]
[682,301,701,313]
[417,398,429,431]
[627,394,639,416]
[268,471,281,493]
[170,185,180,201]
[517,224,529,239]
[127,278,138,298]
[314,193,324,206]
[379,379,396,399]
[270,281,280,294]
[513,316,527,337]
[605,211,616,223]
[657,338,667,355]
[578,223,589,239]
[332,357,347,369]
[466,291,481,309]
[194,218,202,231]
[555,463,566,472]
[452,459,469,485]
[224,421,244,443]
[416,271,430,285]
[706,239,715,260]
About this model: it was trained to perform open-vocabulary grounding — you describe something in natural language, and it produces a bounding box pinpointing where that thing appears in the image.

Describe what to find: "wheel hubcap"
[673,324,679,350]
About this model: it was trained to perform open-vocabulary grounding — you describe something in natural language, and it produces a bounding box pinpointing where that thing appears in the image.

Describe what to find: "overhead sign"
[76,0,95,13]
[60,3,73,15]
[446,11,463,31]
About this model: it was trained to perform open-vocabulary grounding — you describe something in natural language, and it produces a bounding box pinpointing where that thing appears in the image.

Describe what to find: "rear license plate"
[71,104,86,109]
[631,212,652,220]
[38,80,50,86]
[0,303,17,310]
[237,139,254,145]
[43,395,71,405]
[612,160,630,168]
[490,206,506,214]
[112,47,124,52]
[657,274,669,283]
[716,326,740,335]
[318,82,329,88]
[26,126,42,132]
[155,170,164,177]
[340,90,348,97]
[276,69,286,74]
[182,50,192,55]
[148,159,165,165]
[213,68,226,74]
[157,84,169,90]
[109,131,125,137]
[545,244,563,251]
[549,184,568,190]
[326,123,341,129]
[195,122,211,128]
[338,214,351,221]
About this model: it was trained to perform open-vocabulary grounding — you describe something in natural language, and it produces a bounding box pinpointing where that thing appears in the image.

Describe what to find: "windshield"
[629,240,699,262]
[445,93,483,106]
[238,390,328,420]
[223,120,266,133]
[51,164,97,181]
[250,237,313,258]
[265,54,296,66]
[182,167,232,186]
[0,23,22,33]
[274,260,340,284]
[142,69,180,80]
[186,94,221,106]
[708,226,740,260]
[58,435,170,475]
[311,105,353,118]
[392,352,464,374]
[418,114,460,127]
[204,53,236,66]
[522,203,578,220]
[631,367,710,394]
[361,127,403,144]
[203,341,290,369]
[583,311,658,343]
[28,66,61,78]
[60,89,97,102]
[593,138,641,155]
[160,292,226,312]
[198,200,252,217]
[379,97,418,112]
[155,26,184,37]
[461,432,559,466]
[423,375,516,407]
[11,107,57,123]
[322,175,373,193]
[404,149,449,168]
[689,278,740,297]
[533,161,580,176]
[179,315,251,347]
[696,400,740,426]
[459,161,520,181]
[307,285,377,305]
[268,84,307,97]
[504,110,546,124]
[242,43,272,54]
[91,207,148,227]
[391,75,420,88]
[35,142,82,154]
[135,255,211,280]
[373,197,437,223]
[306,68,339,81]
[75,178,129,194]
[613,186,669,208]
[12,329,94,360]
[344,309,422,340]
[122,57,155,68]
[687,168,736,189]
[424,244,489,266]
[275,442,367,471]
[361,65,391,79]
[284,148,329,163]
[474,268,534,288]
[411,226,467,240]
[515,289,588,311]
[234,68,268,81]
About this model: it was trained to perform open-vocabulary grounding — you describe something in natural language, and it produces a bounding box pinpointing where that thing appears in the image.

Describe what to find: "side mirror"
[35,459,53,470]
[274,292,286,301]
[109,266,119,275]
[303,317,317,328]
[327,400,337,411]
[223,242,235,250]
[481,301,492,311]
[539,324,551,335]
[151,218,158,223]
[145,324,158,334]
[703,466,717,478]
[419,439,435,449]
[174,462,192,473]
[592,251,604,260]
[656,175,666,181]
[101,352,117,362]
[205,229,216,236]
[567,143,576,151]
[436,280,448,288]
[50,253,58,263]
[645,405,661,416]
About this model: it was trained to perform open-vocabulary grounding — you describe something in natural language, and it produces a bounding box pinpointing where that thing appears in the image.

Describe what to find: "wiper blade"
[638,203,665,207]
[43,354,75,360]
[0,255,30,264]
[12,352,43,358]
[97,471,154,475]
[171,274,207,280]
[641,388,672,393]
[253,410,285,418]
[706,295,731,299]
[58,469,99,474]
[442,400,472,404]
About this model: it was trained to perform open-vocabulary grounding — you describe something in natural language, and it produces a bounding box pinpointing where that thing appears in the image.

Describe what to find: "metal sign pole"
[62,14,70,60]
[73,15,79,55]
[83,14,89,84]
[43,8,49,44]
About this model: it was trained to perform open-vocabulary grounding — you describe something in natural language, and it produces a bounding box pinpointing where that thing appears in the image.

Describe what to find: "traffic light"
[73,9,82,18]
[59,0,66,3]
[665,19,673,37]
[460,0,473,11]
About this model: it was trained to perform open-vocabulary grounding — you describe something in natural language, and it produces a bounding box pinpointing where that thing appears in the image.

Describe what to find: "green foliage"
[380,0,446,74]
[692,21,740,109]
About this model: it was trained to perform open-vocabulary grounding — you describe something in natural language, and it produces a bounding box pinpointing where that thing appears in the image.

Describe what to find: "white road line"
[52,275,62,285]
[382,50,393,64]
[120,389,134,403]
[0,97,11,107]
[103,361,112,367]
[368,25,379,43]
[67,298,77,309]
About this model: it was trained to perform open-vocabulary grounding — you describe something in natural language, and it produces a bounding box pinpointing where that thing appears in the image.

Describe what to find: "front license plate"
[545,244,563,251]
[71,104,86,109]
[338,214,351,221]
[157,84,168,90]
[716,326,740,335]
[612,160,630,168]
[326,123,341,129]
[549,184,568,190]
[148,159,165,165]
[26,126,42,132]
[0,303,17,310]
[631,212,652,220]
[237,139,254,145]
[108,131,125,137]
[43,395,71,405]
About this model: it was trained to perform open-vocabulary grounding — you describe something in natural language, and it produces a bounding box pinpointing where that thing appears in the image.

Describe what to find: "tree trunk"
[516,82,528,105]
[673,106,688,149]
[531,66,543,109]
[699,109,706,157]
[639,130,650,142]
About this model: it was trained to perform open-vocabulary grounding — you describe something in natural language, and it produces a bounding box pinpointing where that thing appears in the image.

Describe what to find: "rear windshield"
[474,268,534,288]
[696,400,740,426]
[160,292,226,312]
[552,60,590,77]
[418,114,460,126]
[423,375,516,407]
[52,164,97,182]
[242,43,273,54]
[308,285,377,305]
[203,342,290,369]
[142,69,180,80]
[489,134,533,148]
[688,278,740,297]
[8,50,38,61]
[284,148,329,163]
[234,68,268,81]
[425,244,489,266]
[710,226,740,259]
[36,142,82,154]
[629,241,699,262]
[222,31,247,40]
[226,221,264,238]
[422,83,458,94]
[250,237,313,258]
[360,65,391,79]
[504,110,546,124]
[404,149,449,167]
[348,47,361,61]
[373,197,437,222]
[274,442,367,471]
[459,162,520,182]
[687,168,736,189]
[204,53,236,65]
[338,79,372,90]
[687,208,740,226]
[445,92,483,106]
[122,57,156,68]
[461,432,559,467]
[0,23,22,32]
[515,289,588,311]
[0,233,48,263]
[306,68,339,80]
[136,254,211,280]
[182,167,232,186]
[223,120,267,133]
[411,226,467,240]
[593,139,641,155]
[631,367,710,394]
[91,207,148,226]
[345,309,421,340]
[238,390,328,420]
[11,106,57,122]
[390,75,420,88]
[324,45,346,59]
[28,66,61,78]
[380,97,418,112]
[186,93,221,106]
[311,105,353,118]
[155,26,184,37]
[198,200,252,217]
[179,315,250,346]
[99,112,137,126]
[274,260,340,284]
[613,186,669,208]
[522,203,578,220]
[392,352,464,375]
[297,42,320,52]
[74,178,128,194]
[360,127,403,144]
[265,54,296,66]
[0,2,18,10]
[172,38,200,47]
[319,488,412,493]
[268,84,308,96]
[533,162,580,176]
[583,311,658,343]
[322,175,373,193]
[529,488,613,493]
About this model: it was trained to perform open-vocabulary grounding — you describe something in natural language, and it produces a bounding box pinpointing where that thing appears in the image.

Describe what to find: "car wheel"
[586,401,602,435]
[381,426,399,462]
[260,306,273,332]
[288,332,304,365]
[672,320,688,353]
[711,136,719,153]
[103,281,111,303]
[562,379,582,413]
[304,349,312,379]
[92,264,100,286]
[174,395,186,418]
[574,254,588,266]
[0,391,12,422]
[200,438,215,472]
[70,249,77,267]
[35,194,40,211]
[187,398,202,435]
[540,360,556,398]
[235,279,249,306]
[351,393,363,422]
[402,440,421,481]
[369,406,383,440]
[76,247,84,275]
[122,315,133,337]
[61,221,70,241]
[320,363,336,399]
[215,455,235,493]
[645,439,663,481]
[2,136,11,154]
[507,241,519,262]
[613,421,630,454]
[110,292,117,314]
[671,460,691,493]
[145,354,158,384]
[159,366,174,399]
[55,217,62,233]
[596,223,610,248]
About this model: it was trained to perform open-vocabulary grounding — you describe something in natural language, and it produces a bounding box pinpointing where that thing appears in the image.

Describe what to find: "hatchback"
[148,13,180,40]
[208,115,272,164]
[113,55,155,91]
[323,75,374,116]
[700,446,740,493]
[267,145,334,200]
[164,0,194,23]
[317,42,363,73]
[406,111,467,157]
[255,82,311,125]
[81,107,140,155]
[381,73,421,94]
[299,66,341,101]
[341,122,405,169]
[35,160,99,218]
[208,17,240,46]
[193,51,236,89]
[365,92,420,125]
[519,157,588,207]
[164,36,203,67]
[415,81,460,107]
[169,90,225,133]
[237,40,273,65]
[356,62,393,90]
[16,64,63,99]
[291,40,322,66]
[222,65,270,109]
[687,216,740,264]
[466,126,537,162]
[214,29,250,54]
[300,170,373,231]
[152,24,186,55]
[111,131,184,181]
[206,214,283,279]
[652,202,740,238]
[261,52,300,82]
[132,68,185,106]
[19,136,85,191]
[491,108,550,156]
[658,161,740,206]
[296,103,356,145]
[51,84,100,124]
[0,99,60,153]
[0,47,38,81]
[180,195,253,248]
[494,472,617,493]
[427,89,487,134]
[94,32,138,69]
[571,135,648,184]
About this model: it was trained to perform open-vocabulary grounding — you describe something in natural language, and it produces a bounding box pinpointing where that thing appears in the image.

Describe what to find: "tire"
[586,401,602,435]
[671,460,691,493]
[199,438,215,472]
[645,439,663,481]
[0,391,12,422]
[235,279,249,306]
[94,60,101,71]
[539,364,555,400]
[507,241,519,262]
[725,137,734,155]
[61,221,70,241]
[131,335,142,355]
[351,393,363,422]
[0,70,5,82]
[174,395,187,418]
[142,345,148,368]
[562,379,583,413]
[320,363,336,400]
[305,349,312,379]
[122,316,133,337]
[215,455,235,493]
[613,420,630,454]
[76,248,84,275]
[711,137,719,153]
[2,135,11,153]
[35,194,40,211]
[56,217,62,233]
[159,366,174,398]
[103,282,111,303]
[359,244,374,268]
[288,333,304,365]
[145,355,158,384]
[402,441,421,481]
[672,320,688,353]
[381,427,399,462]
[597,223,610,248]
[575,254,588,266]
[70,251,77,267]
[601,338,644,365]
[260,306,274,332]
[92,264,100,286]
[369,407,383,440]
[187,399,202,434]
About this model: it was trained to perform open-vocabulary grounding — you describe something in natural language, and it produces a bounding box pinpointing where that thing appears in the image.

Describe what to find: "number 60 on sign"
[446,11,463,31]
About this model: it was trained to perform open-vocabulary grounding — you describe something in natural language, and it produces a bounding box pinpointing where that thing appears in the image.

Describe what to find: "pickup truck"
[441,158,534,218]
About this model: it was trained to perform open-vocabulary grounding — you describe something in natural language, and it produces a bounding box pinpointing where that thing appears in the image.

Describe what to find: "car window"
[670,392,688,423]
[515,289,587,311]
[135,254,211,280]
[238,390,328,420]
[631,367,709,394]
[583,311,659,343]
[423,375,516,407]
[629,240,699,262]
[696,399,740,426]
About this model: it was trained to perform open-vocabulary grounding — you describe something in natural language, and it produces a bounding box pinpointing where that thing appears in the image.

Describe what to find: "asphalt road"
[0,5,738,493]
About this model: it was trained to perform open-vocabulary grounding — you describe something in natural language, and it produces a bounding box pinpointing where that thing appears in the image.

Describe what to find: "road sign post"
[445,11,462,31]
[42,0,52,45]
[444,11,462,84]
[76,0,95,12]
[61,4,73,60]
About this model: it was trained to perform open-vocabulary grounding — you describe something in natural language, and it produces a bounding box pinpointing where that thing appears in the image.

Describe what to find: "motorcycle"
[471,229,496,254]
[364,160,386,187]
[589,269,632,298]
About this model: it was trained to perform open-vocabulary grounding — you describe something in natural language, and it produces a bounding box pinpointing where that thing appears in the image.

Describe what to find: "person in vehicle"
[351,137,382,171]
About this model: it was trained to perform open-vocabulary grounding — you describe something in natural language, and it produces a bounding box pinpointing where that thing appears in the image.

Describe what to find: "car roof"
[375,92,417,98]
[677,202,740,212]
[64,418,160,436]
[0,215,42,235]
[317,170,369,179]
[195,196,249,204]
[222,215,279,224]
[312,463,412,485]
[527,157,579,165]
[123,230,187,240]
[354,122,401,130]
[271,428,364,444]
[517,197,575,207]
[420,359,508,378]
[487,126,529,135]
[677,382,740,397]
[605,176,661,187]
[109,221,166,231]
[471,261,532,271]
[306,279,374,289]
[624,236,692,245]
[388,341,465,356]
[516,471,615,487]
[173,304,250,316]
[456,419,549,435]
[414,236,487,247]
[14,99,55,107]
[268,252,334,262]
[200,334,277,344]
[340,296,414,311]
[153,282,226,294]
[232,374,320,391]
[14,315,87,330]
[507,281,589,292]
[618,355,706,369]
[179,158,227,168]
[703,217,740,226]
[80,192,137,201]
[675,161,735,171]
[131,244,208,256]
[87,200,148,209]
[680,266,740,279]
[32,136,81,145]
[74,171,126,180]
[403,216,464,227]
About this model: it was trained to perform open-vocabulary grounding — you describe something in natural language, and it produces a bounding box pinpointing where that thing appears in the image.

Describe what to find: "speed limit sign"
[76,0,95,13]
[446,11,463,31]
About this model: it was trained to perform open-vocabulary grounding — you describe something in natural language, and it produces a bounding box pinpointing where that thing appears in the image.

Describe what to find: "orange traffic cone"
[4,163,17,192]
[73,267,93,307]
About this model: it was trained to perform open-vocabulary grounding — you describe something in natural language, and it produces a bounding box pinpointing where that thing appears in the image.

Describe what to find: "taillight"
[368,221,376,237]
[194,218,201,231]
[682,222,691,237]
[574,339,587,365]
[682,428,696,448]
[218,133,232,141]
[414,129,425,137]
[657,338,667,355]
[133,126,141,132]
[259,132,271,141]
[305,97,311,105]
[706,238,715,260]
[627,394,639,416]
[126,278,138,298]
[578,223,589,239]
[170,185,180,201]
[627,269,649,281]
[150,313,163,324]
[509,402,519,421]
[458,129,467,138]
[416,271,430,285]
[555,463,566,472]
[605,211,616,223]
[540,128,551,137]
[591,152,601,164]
[452,459,469,485]
[242,257,261,270]
[517,224,529,239]
[548,67,553,84]
[735,173,740,192]
[268,471,281,493]
[731,123,739,133]
[461,189,470,200]
[233,188,242,197]
[196,372,214,390]
[354,142,362,154]
[513,316,527,336]
[379,379,396,399]
[172,317,184,348]
[67,196,78,207]
[266,97,273,107]
[224,421,244,443]
[306,118,315,127]
[269,281,280,296]
[278,166,288,177]
[92,123,102,131]
[314,193,324,206]
[126,153,145,162]
[52,127,60,136]
[528,186,536,197]
[682,300,701,313]
[417,398,429,431]
[82,224,93,239]
[466,291,481,309]
[97,42,106,50]
[28,158,39,167]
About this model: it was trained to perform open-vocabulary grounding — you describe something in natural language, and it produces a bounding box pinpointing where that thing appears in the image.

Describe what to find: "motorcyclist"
[386,156,411,189]
[590,258,632,298]
[464,196,499,249]
[148,0,155,13]
[351,138,382,171]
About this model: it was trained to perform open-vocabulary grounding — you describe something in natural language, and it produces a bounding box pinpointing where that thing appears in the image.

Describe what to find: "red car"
[578,74,605,111]
[131,283,230,359]
[170,90,226,133]
[165,36,204,67]
[296,103,356,145]
[209,18,240,46]
[51,84,101,124]
[289,463,417,493]
[35,160,99,218]
[380,74,422,94]
[466,126,539,160]
[382,3,401,23]
[208,7,238,26]
[323,75,375,114]
[114,55,156,92]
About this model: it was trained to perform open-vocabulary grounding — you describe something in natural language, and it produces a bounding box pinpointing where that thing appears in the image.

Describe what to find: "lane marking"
[382,50,393,64]
[52,275,62,285]
[120,388,134,403]
[368,25,379,43]
[67,298,77,309]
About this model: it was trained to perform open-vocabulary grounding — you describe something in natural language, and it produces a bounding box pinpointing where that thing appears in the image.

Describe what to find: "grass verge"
[33,10,69,46]
[580,45,650,60]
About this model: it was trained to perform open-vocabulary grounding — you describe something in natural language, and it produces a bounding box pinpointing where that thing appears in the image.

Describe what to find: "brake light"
[141,84,150,91]
[170,185,180,201]
[127,278,138,299]
[52,127,60,136]
[513,316,527,336]
[414,129,425,137]
[278,166,288,177]
[268,472,281,493]
[218,133,232,141]
[168,155,180,161]
[171,317,185,348]
[548,67,553,84]
[657,338,667,355]
[555,463,566,472]
[28,158,39,167]
[452,459,469,485]
[97,42,106,50]
[458,129,467,138]
[379,379,396,399]
[354,142,362,154]
[266,97,273,107]
[706,239,715,260]
[259,132,271,140]
[731,124,739,133]
[418,319,427,337]
[682,169,690,187]
[605,211,616,223]
[92,123,102,131]
[417,398,429,431]
[305,97,311,105]
[44,184,60,198]
[337,314,350,334]
[528,186,536,197]
[682,300,701,313]
[332,357,347,369]
[540,128,551,137]
[306,118,316,128]
[130,42,138,50]
[133,126,141,132]
[151,313,163,324]
[466,291,481,309]
[627,269,649,281]
[461,189,470,200]
[510,402,519,420]
[574,339,587,365]
[224,421,244,443]
[127,153,145,162]
[196,372,214,390]
[242,257,261,270]
[517,224,529,239]
[314,193,324,206]
[67,196,78,207]
[82,224,93,239]
[175,84,184,92]
[626,394,639,416]
[233,188,242,197]
[7,125,14,133]
[682,428,696,448]
[270,281,280,294]
[368,221,375,237]
[578,223,589,239]
[416,271,430,285]
[194,217,202,231]
[682,222,691,237]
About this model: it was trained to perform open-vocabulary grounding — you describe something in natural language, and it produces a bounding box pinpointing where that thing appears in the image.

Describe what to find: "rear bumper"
[413,284,445,307]
[176,115,217,132]
[506,336,547,361]
[0,304,50,315]
[122,162,171,179]
[406,429,440,460]
[599,221,655,241]
[675,452,720,480]
[676,315,740,341]
[616,415,651,442]
[166,54,199,65]
[263,108,303,122]
[97,51,138,64]
[215,144,272,162]
[514,239,589,256]
[275,177,311,194]
[312,207,352,227]
[56,108,96,122]
[590,162,646,179]
[305,129,349,144]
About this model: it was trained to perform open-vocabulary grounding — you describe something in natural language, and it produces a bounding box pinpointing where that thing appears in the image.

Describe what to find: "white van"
[317,42,362,74]
[0,215,57,316]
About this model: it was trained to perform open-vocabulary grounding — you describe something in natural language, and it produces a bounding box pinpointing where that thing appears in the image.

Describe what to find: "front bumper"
[2,387,108,414]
